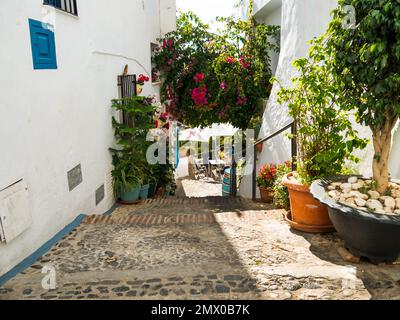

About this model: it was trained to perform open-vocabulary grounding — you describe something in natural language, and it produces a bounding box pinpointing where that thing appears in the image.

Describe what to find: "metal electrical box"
[0,180,32,243]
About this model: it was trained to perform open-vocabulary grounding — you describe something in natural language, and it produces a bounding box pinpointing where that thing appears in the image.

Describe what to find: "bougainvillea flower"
[194,73,205,83]
[220,82,227,90]
[239,56,252,69]
[167,59,174,66]
[226,56,235,64]
[191,85,208,106]
[236,96,248,106]
[160,112,169,121]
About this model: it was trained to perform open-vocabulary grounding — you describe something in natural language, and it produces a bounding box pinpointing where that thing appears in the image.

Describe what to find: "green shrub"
[273,161,292,210]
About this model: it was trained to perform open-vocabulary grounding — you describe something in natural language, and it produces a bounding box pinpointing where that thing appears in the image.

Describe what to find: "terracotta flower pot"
[259,187,273,203]
[155,186,165,198]
[283,172,335,233]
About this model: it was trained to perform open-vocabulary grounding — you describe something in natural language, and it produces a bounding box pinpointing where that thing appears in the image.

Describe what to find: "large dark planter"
[311,176,400,263]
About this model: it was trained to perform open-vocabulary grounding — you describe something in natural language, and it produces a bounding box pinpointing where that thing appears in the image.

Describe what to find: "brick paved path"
[1,189,400,300]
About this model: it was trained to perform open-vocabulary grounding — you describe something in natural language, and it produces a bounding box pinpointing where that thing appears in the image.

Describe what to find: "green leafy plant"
[325,0,400,193]
[152,10,279,129]
[276,37,368,185]
[110,96,156,195]
[273,161,292,211]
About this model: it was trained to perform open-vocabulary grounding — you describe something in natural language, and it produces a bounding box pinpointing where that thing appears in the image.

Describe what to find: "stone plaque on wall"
[67,164,83,191]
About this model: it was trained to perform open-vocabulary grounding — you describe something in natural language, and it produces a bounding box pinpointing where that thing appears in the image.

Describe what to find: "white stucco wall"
[0,0,176,276]
[241,0,340,198]
[255,4,282,76]
[240,0,397,199]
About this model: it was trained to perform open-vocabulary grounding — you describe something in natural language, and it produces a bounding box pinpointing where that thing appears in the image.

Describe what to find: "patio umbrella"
[202,124,239,139]
[179,128,209,142]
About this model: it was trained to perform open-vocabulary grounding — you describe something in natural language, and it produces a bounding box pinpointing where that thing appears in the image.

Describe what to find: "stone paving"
[1,180,400,300]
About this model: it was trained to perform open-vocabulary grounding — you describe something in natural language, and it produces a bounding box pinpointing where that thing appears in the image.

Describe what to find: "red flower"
[160,112,169,121]
[191,85,208,106]
[257,163,278,188]
[239,56,251,69]
[138,74,150,84]
[236,96,248,106]
[194,73,205,83]
[227,56,235,64]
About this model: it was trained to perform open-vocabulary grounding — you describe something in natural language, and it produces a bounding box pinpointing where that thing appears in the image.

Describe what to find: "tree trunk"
[372,117,398,194]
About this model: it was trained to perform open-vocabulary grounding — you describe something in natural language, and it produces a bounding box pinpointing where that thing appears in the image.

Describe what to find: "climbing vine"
[152,9,280,129]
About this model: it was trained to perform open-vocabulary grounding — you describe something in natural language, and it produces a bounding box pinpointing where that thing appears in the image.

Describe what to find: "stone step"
[83,210,278,226]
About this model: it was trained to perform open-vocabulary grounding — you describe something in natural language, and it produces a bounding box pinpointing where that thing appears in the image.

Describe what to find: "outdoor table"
[208,160,227,181]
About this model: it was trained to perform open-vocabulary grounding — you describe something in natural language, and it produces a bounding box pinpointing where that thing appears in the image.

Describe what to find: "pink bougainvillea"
[239,56,251,69]
[220,82,227,90]
[191,85,208,106]
[226,56,235,64]
[194,73,205,83]
[236,95,248,106]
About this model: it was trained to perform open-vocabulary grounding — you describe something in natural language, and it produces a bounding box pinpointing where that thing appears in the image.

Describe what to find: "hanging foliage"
[152,11,280,129]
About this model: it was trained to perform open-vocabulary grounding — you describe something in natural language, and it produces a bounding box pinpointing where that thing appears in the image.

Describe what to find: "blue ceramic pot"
[139,184,150,200]
[120,186,141,203]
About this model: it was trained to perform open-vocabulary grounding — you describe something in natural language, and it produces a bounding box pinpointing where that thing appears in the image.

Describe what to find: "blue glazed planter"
[139,184,150,200]
[120,186,141,203]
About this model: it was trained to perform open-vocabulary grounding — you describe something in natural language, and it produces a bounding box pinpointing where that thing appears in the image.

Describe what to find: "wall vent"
[95,185,105,206]
[67,164,83,191]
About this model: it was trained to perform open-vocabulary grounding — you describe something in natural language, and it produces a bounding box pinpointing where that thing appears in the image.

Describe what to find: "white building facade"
[240,0,400,198]
[0,0,176,277]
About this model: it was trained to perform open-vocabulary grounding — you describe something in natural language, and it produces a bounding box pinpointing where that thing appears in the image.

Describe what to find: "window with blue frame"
[43,0,78,16]
[28,19,58,70]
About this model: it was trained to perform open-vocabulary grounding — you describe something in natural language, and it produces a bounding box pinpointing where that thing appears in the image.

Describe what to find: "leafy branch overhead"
[152,11,280,129]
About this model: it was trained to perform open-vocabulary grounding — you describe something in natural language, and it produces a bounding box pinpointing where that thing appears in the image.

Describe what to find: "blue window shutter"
[29,19,57,70]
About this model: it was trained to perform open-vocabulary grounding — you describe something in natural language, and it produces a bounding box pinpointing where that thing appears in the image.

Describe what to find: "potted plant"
[148,177,158,198]
[137,74,150,94]
[110,95,156,204]
[276,35,367,233]
[310,1,400,262]
[111,154,143,203]
[257,163,278,203]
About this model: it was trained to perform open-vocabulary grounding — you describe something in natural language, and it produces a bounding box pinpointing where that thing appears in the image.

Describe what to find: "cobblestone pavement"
[1,186,400,300]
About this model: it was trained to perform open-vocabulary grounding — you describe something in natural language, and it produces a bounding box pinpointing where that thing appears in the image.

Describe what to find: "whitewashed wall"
[0,0,176,276]
[241,0,360,198]
[240,0,400,199]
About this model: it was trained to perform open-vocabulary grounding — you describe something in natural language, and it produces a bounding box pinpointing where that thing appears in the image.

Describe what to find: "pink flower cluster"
[191,85,208,106]
[236,96,248,106]
[226,56,235,64]
[194,73,205,83]
[239,56,251,69]
[163,38,173,48]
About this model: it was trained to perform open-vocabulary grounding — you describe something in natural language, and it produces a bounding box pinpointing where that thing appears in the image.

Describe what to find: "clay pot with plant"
[257,163,278,203]
[309,0,400,263]
[276,36,367,233]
